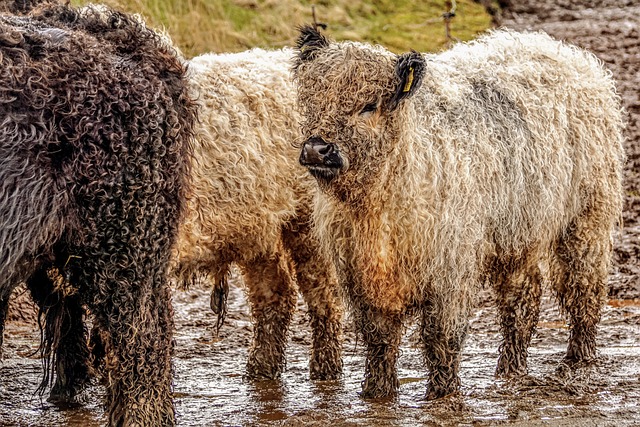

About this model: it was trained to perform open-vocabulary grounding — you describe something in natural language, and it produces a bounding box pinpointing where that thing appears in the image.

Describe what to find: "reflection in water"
[1,287,640,426]
[248,380,287,423]
[309,378,343,410]
[608,298,640,308]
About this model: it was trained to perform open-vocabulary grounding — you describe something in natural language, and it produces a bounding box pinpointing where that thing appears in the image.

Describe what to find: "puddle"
[608,299,640,308]
[1,280,639,426]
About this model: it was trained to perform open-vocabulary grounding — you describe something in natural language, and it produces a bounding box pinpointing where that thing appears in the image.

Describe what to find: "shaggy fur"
[0,0,88,402]
[0,3,195,425]
[173,48,343,380]
[294,26,624,399]
[0,0,56,14]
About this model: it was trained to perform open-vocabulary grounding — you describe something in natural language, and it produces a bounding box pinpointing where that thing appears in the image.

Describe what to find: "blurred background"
[70,0,494,57]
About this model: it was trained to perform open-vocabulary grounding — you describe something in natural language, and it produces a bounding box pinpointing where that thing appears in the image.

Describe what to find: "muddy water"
[1,278,639,426]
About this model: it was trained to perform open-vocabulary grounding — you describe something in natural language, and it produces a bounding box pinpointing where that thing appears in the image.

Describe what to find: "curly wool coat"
[173,48,343,380]
[294,27,625,399]
[0,4,195,425]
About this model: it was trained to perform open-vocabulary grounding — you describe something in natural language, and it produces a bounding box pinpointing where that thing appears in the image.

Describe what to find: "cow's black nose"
[300,137,334,166]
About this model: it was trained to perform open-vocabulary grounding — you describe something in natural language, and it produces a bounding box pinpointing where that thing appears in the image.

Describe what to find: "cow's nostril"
[301,139,327,166]
[318,144,333,155]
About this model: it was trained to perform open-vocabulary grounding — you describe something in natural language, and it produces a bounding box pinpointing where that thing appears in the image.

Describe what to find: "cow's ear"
[389,51,426,111]
[294,24,330,65]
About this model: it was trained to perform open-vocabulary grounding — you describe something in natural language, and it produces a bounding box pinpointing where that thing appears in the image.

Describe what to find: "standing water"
[1,276,639,426]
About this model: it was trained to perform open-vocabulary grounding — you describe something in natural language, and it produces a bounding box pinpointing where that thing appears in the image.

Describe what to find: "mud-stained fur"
[294,26,624,399]
[173,48,343,380]
[0,3,195,425]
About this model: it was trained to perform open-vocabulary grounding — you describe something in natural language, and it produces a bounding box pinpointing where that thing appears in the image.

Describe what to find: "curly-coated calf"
[173,48,343,380]
[294,27,624,399]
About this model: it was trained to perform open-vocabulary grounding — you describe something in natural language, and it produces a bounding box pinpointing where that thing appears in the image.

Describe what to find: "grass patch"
[71,0,493,57]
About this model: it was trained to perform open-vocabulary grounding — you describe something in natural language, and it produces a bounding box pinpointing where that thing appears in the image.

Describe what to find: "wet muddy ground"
[2,0,640,425]
[2,281,640,426]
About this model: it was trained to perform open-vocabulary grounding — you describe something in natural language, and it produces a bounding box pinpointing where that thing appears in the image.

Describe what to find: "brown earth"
[1,1,639,426]
[2,279,640,427]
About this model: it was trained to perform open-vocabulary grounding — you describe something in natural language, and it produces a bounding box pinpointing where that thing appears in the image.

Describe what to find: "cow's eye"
[360,102,378,115]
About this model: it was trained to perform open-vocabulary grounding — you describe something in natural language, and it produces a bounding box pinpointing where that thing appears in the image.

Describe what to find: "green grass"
[71,0,493,58]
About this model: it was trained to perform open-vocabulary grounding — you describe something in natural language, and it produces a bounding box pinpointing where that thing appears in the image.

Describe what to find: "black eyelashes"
[360,102,378,115]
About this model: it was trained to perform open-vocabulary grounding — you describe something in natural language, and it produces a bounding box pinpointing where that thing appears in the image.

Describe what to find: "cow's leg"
[356,303,404,398]
[241,244,297,379]
[420,295,468,399]
[27,266,90,404]
[79,251,176,426]
[283,219,343,380]
[491,253,543,377]
[549,210,611,365]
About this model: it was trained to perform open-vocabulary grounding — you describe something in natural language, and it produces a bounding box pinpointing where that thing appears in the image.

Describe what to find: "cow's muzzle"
[299,137,344,183]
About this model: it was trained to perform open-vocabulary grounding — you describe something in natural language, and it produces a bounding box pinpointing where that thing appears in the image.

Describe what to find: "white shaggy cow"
[294,26,624,399]
[173,48,343,380]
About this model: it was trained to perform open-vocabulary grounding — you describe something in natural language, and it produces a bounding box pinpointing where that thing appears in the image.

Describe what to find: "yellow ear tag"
[403,66,414,93]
